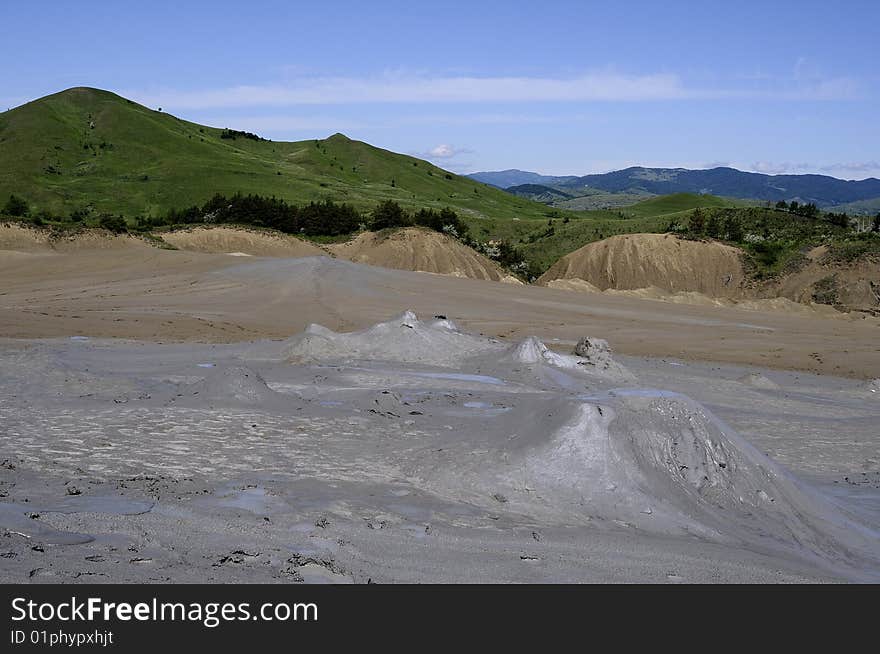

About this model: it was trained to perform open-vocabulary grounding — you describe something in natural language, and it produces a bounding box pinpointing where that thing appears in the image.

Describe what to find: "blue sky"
[2,1,878,178]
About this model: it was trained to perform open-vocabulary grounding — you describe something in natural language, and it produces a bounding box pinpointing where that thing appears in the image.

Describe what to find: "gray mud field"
[1,312,878,583]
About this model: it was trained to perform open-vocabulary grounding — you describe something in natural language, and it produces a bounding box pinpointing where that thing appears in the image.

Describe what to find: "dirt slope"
[329,227,521,283]
[158,227,327,258]
[538,233,745,296]
[0,223,150,253]
[762,247,880,314]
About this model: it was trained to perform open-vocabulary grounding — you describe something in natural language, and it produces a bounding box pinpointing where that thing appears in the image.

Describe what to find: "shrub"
[220,129,267,142]
[412,207,469,238]
[69,208,89,223]
[723,215,744,242]
[3,194,29,217]
[812,275,838,306]
[99,214,128,233]
[688,208,705,235]
[371,200,410,230]
[705,214,721,238]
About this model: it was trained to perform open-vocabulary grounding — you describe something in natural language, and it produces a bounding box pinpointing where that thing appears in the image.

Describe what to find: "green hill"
[619,192,740,218]
[0,87,561,222]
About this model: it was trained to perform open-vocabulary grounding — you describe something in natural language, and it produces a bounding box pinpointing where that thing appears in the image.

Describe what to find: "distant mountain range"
[467,169,576,189]
[468,167,880,210]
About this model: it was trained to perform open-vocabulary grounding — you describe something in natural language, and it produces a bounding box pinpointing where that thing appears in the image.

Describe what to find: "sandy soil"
[0,222,151,252]
[328,227,519,282]
[538,233,880,314]
[550,283,846,318]
[765,250,880,312]
[0,247,877,378]
[157,226,328,258]
[538,233,746,296]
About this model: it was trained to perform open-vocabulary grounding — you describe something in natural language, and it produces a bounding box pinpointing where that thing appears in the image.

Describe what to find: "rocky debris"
[282,552,349,582]
[572,337,636,382]
[214,550,261,566]
[835,471,880,488]
[573,337,614,367]
[497,335,636,384]
[371,390,403,418]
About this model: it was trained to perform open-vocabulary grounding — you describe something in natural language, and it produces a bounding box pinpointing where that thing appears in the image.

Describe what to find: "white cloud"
[123,68,862,112]
[397,113,562,127]
[701,160,731,169]
[747,161,880,179]
[123,71,689,110]
[820,161,880,174]
[750,161,814,175]
[412,144,473,161]
[431,144,462,158]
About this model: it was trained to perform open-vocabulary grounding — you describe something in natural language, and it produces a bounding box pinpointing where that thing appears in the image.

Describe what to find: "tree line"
[2,192,471,239]
[774,200,820,219]
[219,129,267,142]
[141,194,471,238]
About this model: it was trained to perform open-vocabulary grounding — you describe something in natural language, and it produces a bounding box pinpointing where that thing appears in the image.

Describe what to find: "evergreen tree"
[371,200,410,230]
[689,208,705,235]
[705,213,721,238]
[3,194,28,217]
[723,215,744,241]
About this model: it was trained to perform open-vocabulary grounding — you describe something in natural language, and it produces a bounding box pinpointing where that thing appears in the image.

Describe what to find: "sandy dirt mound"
[546,278,602,293]
[158,227,327,258]
[0,224,149,252]
[329,227,514,282]
[735,296,842,317]
[546,262,852,318]
[764,254,880,314]
[0,223,51,251]
[603,287,729,307]
[600,287,847,318]
[538,233,745,297]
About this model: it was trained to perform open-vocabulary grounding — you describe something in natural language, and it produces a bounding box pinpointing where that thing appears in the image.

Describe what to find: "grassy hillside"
[617,192,741,218]
[479,196,873,277]
[0,87,566,223]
